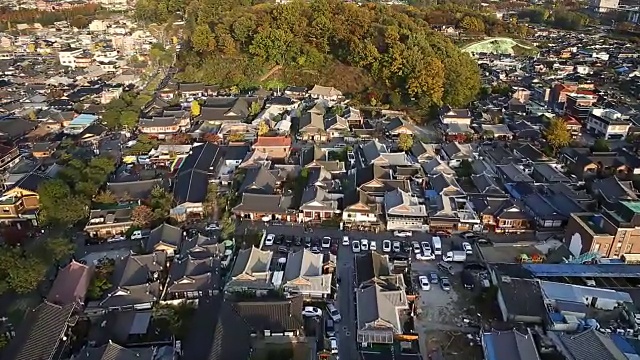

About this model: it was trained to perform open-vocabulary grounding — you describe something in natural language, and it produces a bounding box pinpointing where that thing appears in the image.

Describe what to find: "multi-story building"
[564,92,597,121]
[586,108,631,140]
[565,201,640,258]
[58,47,83,68]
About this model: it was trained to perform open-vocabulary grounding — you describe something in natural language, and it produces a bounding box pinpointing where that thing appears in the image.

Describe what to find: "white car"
[392,241,401,253]
[419,276,431,291]
[361,239,369,251]
[394,230,412,238]
[421,241,432,254]
[369,240,377,251]
[352,240,361,253]
[342,235,350,246]
[327,303,342,322]
[322,237,332,248]
[329,337,338,354]
[302,306,323,317]
[382,240,392,252]
[411,241,421,254]
[462,242,473,255]
[417,250,435,261]
[107,235,126,242]
[205,223,220,231]
[264,234,275,246]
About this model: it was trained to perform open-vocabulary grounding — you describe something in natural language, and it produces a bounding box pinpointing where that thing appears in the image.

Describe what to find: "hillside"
[136,0,482,109]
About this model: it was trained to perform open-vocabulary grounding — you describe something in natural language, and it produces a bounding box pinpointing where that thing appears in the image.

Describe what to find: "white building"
[586,108,631,140]
[58,47,83,68]
[591,0,619,12]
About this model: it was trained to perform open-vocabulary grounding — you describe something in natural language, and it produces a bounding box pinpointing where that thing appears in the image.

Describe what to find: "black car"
[402,241,412,253]
[284,235,293,246]
[275,234,285,245]
[277,246,288,253]
[294,236,302,246]
[304,236,312,248]
[474,237,494,246]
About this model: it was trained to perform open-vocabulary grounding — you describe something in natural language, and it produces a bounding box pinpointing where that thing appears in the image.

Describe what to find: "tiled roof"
[232,296,304,333]
[47,260,92,305]
[2,301,78,360]
[253,136,292,147]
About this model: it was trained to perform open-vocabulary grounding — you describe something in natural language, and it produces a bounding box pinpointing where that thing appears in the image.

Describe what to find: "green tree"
[592,138,610,152]
[249,101,262,116]
[192,24,214,52]
[397,133,413,152]
[191,100,201,117]
[35,238,75,265]
[459,16,485,33]
[94,190,117,204]
[204,183,218,217]
[38,179,88,226]
[120,110,139,130]
[257,121,269,136]
[544,118,572,152]
[232,16,256,46]
[220,216,236,240]
[102,109,121,130]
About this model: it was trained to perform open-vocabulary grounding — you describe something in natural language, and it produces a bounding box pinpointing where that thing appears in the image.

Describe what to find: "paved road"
[337,240,358,360]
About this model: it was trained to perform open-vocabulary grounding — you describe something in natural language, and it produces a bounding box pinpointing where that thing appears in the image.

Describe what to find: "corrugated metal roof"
[524,264,640,278]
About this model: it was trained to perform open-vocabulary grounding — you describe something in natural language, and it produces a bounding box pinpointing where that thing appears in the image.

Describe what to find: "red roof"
[563,115,581,125]
[47,260,93,306]
[577,89,596,97]
[253,136,292,147]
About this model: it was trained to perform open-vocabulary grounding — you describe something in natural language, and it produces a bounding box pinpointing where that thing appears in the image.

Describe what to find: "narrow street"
[337,242,359,360]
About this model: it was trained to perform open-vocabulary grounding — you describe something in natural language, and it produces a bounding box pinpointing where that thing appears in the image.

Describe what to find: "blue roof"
[611,334,637,355]
[523,263,640,278]
[69,114,98,126]
[483,333,498,360]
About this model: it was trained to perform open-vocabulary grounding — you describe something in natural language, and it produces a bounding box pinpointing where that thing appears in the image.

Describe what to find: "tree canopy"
[544,118,572,152]
[144,0,482,108]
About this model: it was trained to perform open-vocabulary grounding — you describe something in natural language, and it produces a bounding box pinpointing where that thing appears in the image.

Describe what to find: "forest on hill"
[135,0,490,109]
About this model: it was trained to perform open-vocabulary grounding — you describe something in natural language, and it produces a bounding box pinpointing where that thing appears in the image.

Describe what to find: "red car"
[330,244,338,255]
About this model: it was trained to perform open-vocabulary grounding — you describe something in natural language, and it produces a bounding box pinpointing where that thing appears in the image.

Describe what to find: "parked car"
[459,231,477,239]
[107,235,126,243]
[275,234,285,245]
[361,239,369,251]
[402,241,412,253]
[411,241,421,254]
[474,237,493,246]
[205,223,220,231]
[302,306,323,317]
[322,237,332,248]
[330,244,338,255]
[304,236,312,248]
[392,241,401,253]
[329,337,338,354]
[382,240,392,252]
[352,240,361,253]
[433,230,451,238]
[440,277,452,291]
[479,271,491,288]
[417,250,435,260]
[394,230,412,238]
[311,246,321,254]
[342,235,350,246]
[428,272,439,284]
[462,242,473,255]
[327,303,342,322]
[326,319,335,337]
[369,240,377,251]
[265,234,275,246]
[419,276,431,291]
[130,230,150,240]
[294,236,302,246]
[421,241,432,254]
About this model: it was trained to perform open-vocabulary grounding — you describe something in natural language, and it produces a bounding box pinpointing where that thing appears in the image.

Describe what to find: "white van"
[131,230,150,240]
[432,236,442,256]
